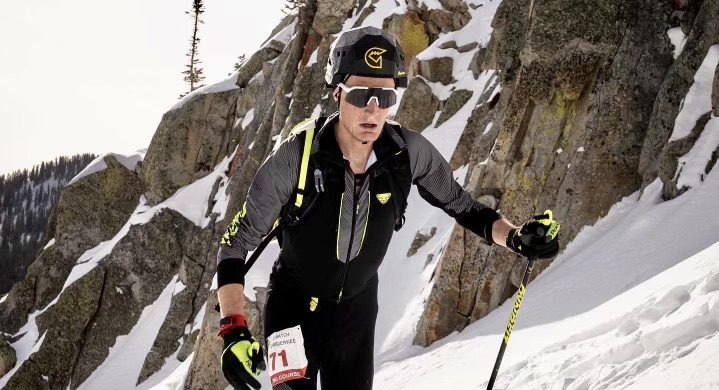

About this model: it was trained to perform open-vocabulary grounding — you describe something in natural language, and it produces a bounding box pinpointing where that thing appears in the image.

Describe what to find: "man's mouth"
[359,123,378,130]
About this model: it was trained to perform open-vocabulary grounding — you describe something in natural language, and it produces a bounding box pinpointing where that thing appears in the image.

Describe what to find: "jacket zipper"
[337,161,357,303]
[334,146,407,303]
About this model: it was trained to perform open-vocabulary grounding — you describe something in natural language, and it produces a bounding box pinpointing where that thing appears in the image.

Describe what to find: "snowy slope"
[373,167,719,389]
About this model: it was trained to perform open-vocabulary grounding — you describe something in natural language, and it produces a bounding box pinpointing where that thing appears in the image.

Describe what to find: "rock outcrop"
[142,88,241,205]
[0,336,14,378]
[414,0,709,346]
[0,155,144,334]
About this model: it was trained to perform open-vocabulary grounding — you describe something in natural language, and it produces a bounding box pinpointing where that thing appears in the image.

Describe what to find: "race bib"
[267,325,309,385]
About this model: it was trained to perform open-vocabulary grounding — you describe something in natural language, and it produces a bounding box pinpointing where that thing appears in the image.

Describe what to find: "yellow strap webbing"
[295,123,315,207]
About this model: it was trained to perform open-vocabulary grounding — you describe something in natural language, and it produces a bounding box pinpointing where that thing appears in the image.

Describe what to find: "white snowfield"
[373,170,719,389]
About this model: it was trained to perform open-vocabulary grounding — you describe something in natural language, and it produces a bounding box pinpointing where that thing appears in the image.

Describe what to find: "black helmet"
[325,26,407,88]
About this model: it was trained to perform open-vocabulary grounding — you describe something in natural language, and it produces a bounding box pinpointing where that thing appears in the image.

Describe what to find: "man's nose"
[365,96,380,112]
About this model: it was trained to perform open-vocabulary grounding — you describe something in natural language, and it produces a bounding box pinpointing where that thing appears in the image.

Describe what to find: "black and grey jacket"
[217,112,500,301]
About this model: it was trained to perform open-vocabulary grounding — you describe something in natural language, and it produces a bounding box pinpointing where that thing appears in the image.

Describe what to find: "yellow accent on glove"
[536,209,560,240]
[227,339,264,376]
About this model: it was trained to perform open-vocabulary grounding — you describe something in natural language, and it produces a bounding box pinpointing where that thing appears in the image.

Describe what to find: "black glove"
[506,209,560,259]
[220,321,266,390]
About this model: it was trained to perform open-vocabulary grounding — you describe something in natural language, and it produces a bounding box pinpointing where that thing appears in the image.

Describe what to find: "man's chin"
[356,129,381,143]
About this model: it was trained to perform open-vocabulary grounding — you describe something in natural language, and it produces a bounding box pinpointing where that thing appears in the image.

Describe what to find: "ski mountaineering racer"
[216,26,561,390]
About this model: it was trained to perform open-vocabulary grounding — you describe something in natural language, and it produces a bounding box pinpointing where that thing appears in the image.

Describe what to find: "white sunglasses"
[337,83,398,109]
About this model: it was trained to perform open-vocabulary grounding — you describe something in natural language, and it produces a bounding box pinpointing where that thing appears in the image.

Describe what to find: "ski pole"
[486,256,537,390]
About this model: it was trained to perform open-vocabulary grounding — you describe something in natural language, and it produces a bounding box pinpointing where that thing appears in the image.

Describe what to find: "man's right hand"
[220,315,266,390]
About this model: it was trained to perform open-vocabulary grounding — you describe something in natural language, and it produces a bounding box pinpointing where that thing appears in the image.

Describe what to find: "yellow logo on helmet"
[376,193,391,204]
[364,47,387,69]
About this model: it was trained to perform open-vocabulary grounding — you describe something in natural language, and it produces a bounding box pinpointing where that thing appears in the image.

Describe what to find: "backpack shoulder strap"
[239,117,325,273]
[385,122,412,231]
[290,118,317,208]
[278,116,327,226]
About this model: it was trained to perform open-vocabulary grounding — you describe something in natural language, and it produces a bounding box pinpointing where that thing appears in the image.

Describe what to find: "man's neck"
[334,120,373,174]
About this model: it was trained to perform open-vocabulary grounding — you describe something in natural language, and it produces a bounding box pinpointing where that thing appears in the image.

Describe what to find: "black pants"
[264,277,379,390]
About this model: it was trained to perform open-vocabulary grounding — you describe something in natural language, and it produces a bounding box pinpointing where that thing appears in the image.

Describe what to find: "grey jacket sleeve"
[216,133,301,287]
[401,127,501,242]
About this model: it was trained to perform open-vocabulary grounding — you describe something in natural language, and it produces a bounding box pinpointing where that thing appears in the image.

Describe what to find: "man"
[216,26,560,390]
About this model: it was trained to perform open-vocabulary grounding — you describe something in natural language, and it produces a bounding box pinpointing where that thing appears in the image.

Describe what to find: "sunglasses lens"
[376,90,397,109]
[344,87,397,109]
[345,89,371,108]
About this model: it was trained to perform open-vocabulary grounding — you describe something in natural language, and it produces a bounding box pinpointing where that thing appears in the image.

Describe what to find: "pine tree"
[0,153,96,294]
[228,54,246,76]
[180,0,206,98]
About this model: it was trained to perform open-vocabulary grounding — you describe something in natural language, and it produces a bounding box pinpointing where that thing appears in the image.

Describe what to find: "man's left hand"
[506,209,560,259]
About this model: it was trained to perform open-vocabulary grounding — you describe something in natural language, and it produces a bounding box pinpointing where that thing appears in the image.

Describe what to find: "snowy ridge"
[68,150,146,186]
[170,73,240,111]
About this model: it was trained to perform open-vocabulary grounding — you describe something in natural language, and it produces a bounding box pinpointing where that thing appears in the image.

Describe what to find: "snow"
[675,114,719,189]
[243,241,281,302]
[242,108,255,130]
[43,238,55,250]
[68,150,146,186]
[0,309,48,387]
[420,70,498,158]
[306,48,318,67]
[190,303,206,333]
[667,27,688,59]
[556,148,564,154]
[310,103,322,119]
[340,0,407,31]
[173,280,186,296]
[146,352,194,390]
[487,81,502,102]
[260,19,297,49]
[271,134,283,153]
[63,151,236,290]
[416,0,502,72]
[170,73,240,111]
[482,122,493,136]
[162,151,235,226]
[373,162,719,389]
[78,275,179,390]
[373,162,472,361]
[669,44,719,142]
[0,294,6,304]
[578,146,586,152]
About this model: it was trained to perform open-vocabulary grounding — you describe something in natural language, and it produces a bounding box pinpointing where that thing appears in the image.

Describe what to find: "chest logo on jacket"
[376,192,391,204]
